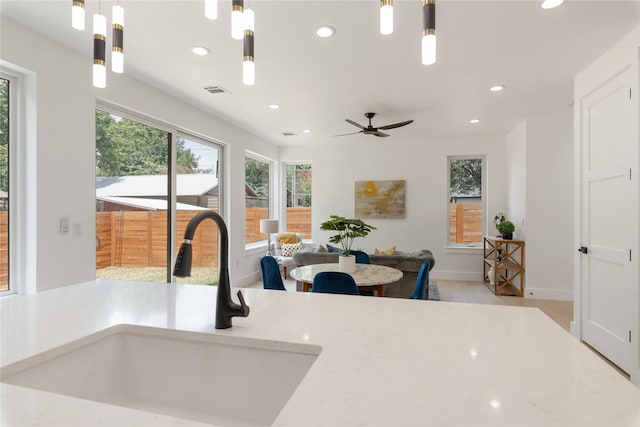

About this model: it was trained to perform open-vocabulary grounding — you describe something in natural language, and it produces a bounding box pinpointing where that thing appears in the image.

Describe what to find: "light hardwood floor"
[435,279,573,332]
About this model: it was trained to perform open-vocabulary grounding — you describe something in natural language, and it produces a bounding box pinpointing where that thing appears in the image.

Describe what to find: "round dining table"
[288,263,403,297]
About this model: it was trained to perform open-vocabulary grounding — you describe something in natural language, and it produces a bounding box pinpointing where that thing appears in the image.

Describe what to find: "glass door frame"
[96,102,225,284]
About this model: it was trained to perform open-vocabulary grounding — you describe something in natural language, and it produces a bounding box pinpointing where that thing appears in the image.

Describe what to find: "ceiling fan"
[336,112,414,138]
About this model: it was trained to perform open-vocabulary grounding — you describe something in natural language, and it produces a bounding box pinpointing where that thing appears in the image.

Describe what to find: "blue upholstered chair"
[349,250,370,264]
[260,256,286,291]
[347,250,374,296]
[410,260,431,300]
[312,271,359,295]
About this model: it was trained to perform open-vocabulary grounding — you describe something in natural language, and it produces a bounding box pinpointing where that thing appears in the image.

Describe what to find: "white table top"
[288,262,403,286]
[1,280,639,426]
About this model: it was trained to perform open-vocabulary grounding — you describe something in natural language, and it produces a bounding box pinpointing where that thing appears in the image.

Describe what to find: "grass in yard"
[96,267,218,286]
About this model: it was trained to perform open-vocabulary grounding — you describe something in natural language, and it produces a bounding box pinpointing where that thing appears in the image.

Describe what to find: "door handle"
[578,246,588,254]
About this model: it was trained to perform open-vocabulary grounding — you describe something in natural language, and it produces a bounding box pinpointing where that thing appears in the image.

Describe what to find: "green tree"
[245,157,269,197]
[450,159,481,195]
[286,164,311,207]
[95,110,198,176]
[0,79,9,192]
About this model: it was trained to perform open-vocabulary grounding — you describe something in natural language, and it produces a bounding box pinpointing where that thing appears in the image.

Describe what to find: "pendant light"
[231,0,244,40]
[93,13,107,88]
[111,4,124,73]
[71,0,85,30]
[243,8,255,85]
[380,0,393,35]
[205,0,218,19]
[421,0,436,65]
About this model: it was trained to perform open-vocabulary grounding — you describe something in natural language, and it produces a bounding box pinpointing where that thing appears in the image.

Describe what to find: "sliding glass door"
[95,108,223,285]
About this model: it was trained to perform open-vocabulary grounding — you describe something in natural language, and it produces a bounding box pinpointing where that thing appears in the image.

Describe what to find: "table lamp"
[259,219,279,256]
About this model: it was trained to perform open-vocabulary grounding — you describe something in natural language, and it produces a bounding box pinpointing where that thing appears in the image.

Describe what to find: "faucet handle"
[236,290,250,317]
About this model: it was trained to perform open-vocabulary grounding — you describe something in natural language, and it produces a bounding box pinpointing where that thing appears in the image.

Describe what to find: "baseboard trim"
[524,287,573,301]
[236,271,260,287]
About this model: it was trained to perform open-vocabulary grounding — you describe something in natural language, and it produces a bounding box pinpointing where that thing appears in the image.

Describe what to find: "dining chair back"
[312,271,359,295]
[349,250,370,264]
[260,256,286,291]
[410,260,431,300]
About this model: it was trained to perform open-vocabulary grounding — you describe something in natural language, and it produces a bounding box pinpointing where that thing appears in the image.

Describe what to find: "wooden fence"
[96,207,312,270]
[97,211,219,269]
[449,203,483,244]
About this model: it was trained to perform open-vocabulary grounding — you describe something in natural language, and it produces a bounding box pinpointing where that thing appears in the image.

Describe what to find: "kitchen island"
[1,279,638,426]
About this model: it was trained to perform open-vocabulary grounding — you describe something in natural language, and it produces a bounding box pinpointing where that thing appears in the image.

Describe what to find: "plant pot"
[502,233,513,240]
[339,254,356,273]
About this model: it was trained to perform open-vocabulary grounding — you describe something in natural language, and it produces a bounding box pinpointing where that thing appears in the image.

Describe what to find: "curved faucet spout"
[173,211,249,329]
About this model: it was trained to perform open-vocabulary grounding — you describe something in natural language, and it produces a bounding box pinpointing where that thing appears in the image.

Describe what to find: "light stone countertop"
[1,279,639,426]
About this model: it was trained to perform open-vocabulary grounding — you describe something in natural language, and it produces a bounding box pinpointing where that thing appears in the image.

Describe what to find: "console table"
[483,236,525,296]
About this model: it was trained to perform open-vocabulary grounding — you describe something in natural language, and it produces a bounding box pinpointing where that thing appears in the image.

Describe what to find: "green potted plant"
[497,220,515,240]
[320,215,376,272]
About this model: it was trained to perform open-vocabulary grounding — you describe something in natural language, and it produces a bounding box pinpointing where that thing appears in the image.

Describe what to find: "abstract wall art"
[354,180,406,219]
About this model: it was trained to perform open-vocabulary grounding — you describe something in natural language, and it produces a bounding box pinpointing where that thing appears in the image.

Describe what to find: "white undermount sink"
[1,324,321,426]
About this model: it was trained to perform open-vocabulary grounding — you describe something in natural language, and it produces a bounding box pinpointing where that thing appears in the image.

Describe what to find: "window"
[285,163,311,239]
[448,156,485,246]
[0,76,11,294]
[95,108,223,285]
[245,154,272,245]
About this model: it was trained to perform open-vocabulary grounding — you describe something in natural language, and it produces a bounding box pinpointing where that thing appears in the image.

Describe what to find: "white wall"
[0,18,279,291]
[525,109,573,300]
[281,135,508,281]
[505,121,527,240]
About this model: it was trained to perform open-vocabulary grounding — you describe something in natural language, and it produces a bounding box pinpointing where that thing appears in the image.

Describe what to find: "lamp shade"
[260,219,279,234]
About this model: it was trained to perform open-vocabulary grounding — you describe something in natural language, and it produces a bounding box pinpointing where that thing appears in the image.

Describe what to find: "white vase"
[488,266,495,285]
[339,255,356,273]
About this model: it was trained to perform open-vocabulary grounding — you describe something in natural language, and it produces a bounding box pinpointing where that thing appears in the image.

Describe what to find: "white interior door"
[580,68,635,373]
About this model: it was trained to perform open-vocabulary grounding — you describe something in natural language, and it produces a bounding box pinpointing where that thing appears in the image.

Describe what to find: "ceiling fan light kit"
[336,112,414,138]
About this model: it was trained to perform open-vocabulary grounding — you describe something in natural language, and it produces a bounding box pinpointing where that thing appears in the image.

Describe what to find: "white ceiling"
[2,0,640,146]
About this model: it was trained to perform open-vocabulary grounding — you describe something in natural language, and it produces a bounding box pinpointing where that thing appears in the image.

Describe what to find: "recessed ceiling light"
[191,46,210,56]
[268,104,281,110]
[303,129,312,134]
[315,25,336,38]
[541,0,564,9]
[490,85,504,92]
[469,119,480,124]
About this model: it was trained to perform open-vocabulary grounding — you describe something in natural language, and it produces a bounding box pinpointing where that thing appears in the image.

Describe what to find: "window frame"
[95,102,225,283]
[0,70,17,296]
[446,155,486,249]
[282,161,312,240]
[244,151,274,250]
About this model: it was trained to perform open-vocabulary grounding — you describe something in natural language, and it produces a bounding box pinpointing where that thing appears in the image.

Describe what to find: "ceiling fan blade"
[373,131,390,137]
[378,120,414,130]
[334,130,364,137]
[346,119,366,129]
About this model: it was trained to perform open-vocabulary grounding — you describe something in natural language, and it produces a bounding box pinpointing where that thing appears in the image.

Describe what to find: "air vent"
[203,85,231,95]
[281,131,297,136]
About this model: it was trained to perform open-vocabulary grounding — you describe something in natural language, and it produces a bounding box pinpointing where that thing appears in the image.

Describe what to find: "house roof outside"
[96,174,218,198]
[97,196,208,211]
